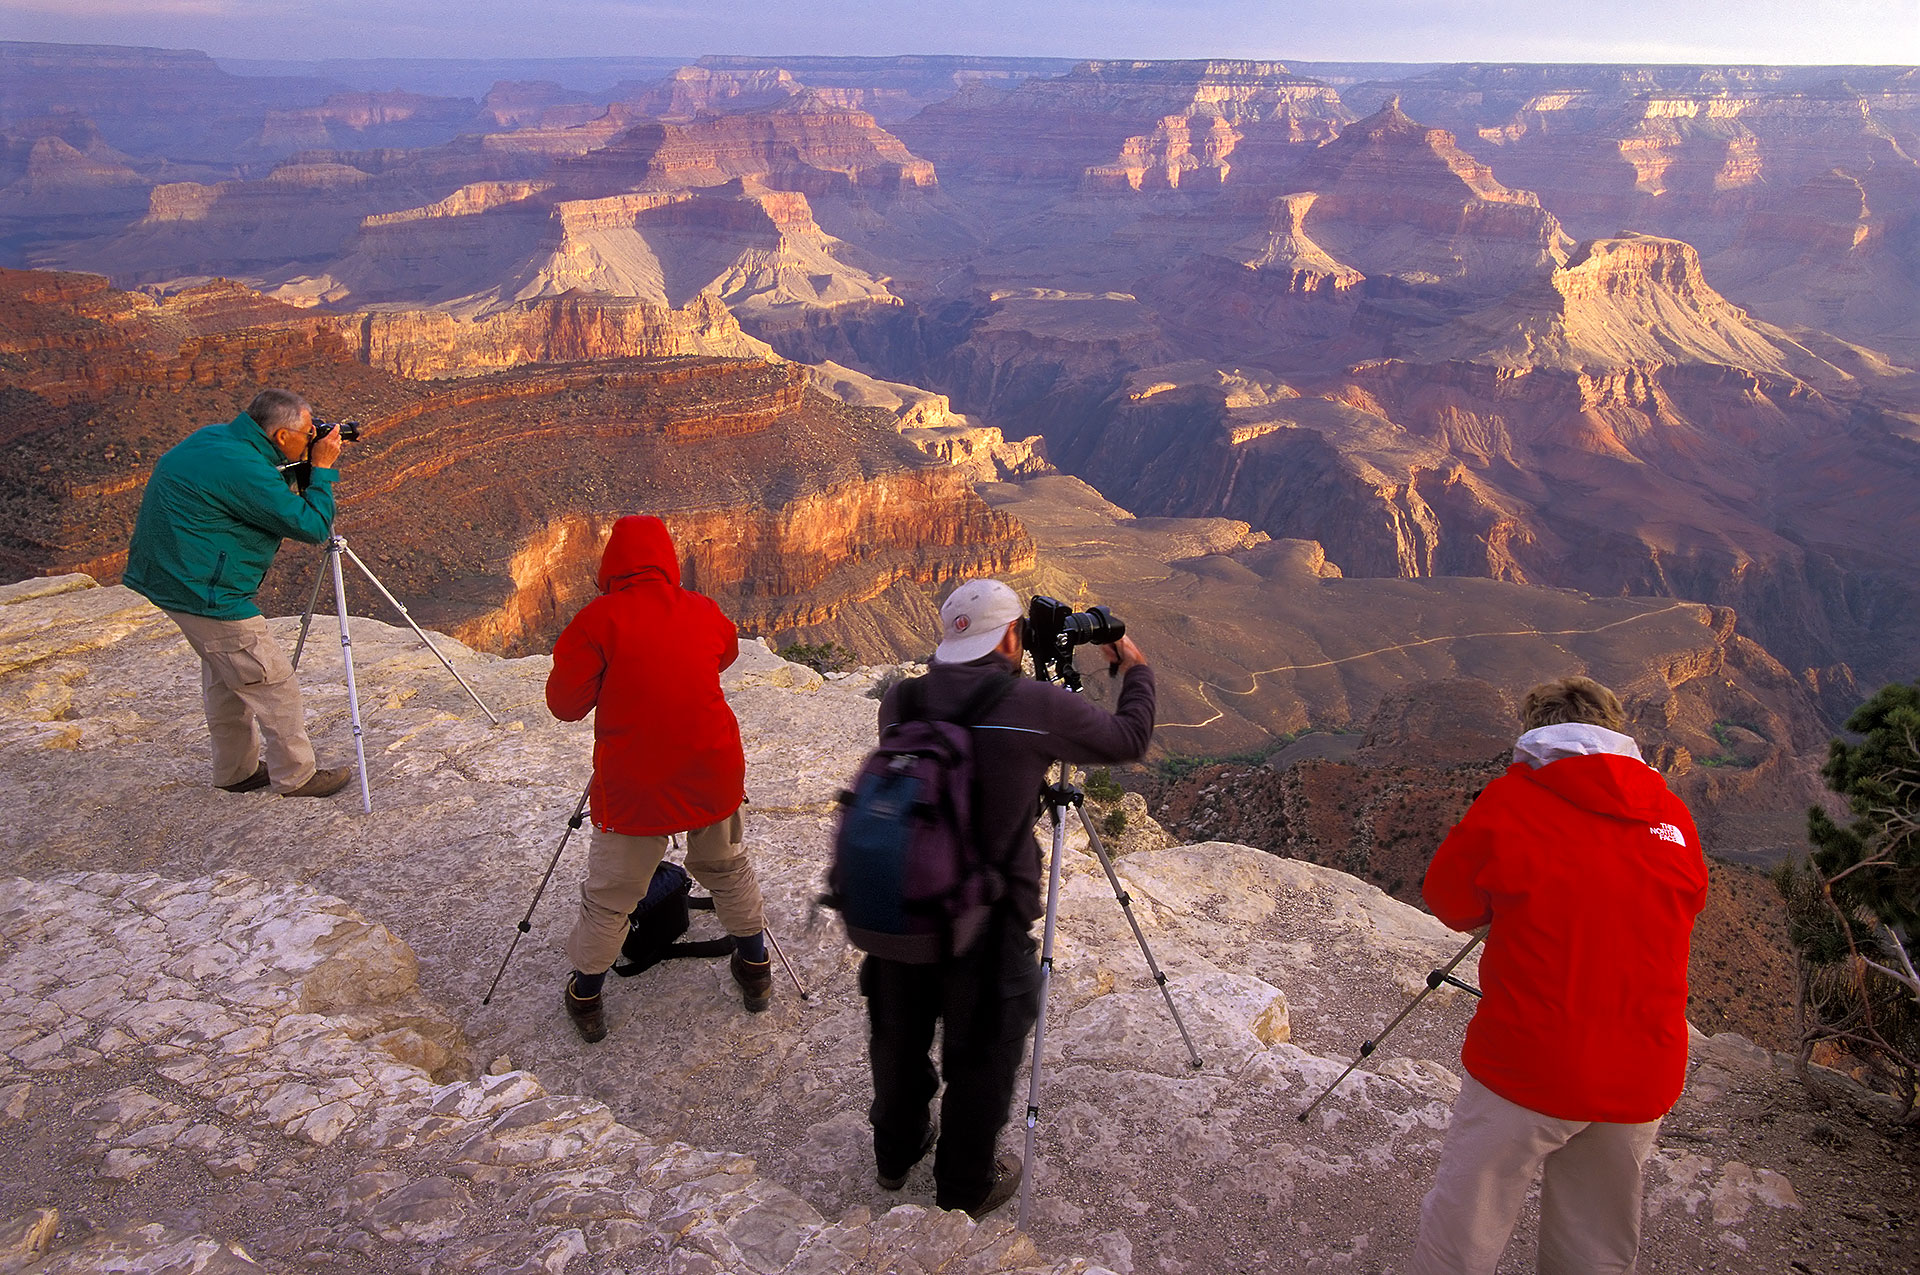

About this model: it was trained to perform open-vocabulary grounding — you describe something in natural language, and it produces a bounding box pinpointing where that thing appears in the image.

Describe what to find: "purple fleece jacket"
[878,652,1156,923]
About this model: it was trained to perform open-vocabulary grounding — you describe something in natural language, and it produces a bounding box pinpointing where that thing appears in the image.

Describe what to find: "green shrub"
[780,641,856,675]
[1083,768,1125,804]
[1776,681,1920,1120]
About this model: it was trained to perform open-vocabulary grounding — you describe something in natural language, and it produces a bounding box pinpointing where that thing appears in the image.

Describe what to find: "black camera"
[1024,595,1125,686]
[313,420,361,443]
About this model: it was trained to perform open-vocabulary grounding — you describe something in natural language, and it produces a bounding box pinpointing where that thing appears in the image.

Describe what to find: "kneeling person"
[546,516,772,1042]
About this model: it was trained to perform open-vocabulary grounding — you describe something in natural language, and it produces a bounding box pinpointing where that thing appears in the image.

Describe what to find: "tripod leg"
[292,541,331,670]
[328,545,374,814]
[482,780,593,1006]
[339,540,500,725]
[765,926,810,1001]
[1016,802,1072,1231]
[1075,802,1204,1071]
[1295,930,1486,1123]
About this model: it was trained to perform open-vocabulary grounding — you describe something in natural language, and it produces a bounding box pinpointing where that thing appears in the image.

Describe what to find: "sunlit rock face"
[0,268,1030,660]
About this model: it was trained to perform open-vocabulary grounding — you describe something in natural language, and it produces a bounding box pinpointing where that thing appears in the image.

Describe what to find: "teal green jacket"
[124,413,338,620]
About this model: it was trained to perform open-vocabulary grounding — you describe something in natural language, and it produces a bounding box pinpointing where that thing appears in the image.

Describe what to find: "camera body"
[313,420,361,443]
[1023,595,1125,685]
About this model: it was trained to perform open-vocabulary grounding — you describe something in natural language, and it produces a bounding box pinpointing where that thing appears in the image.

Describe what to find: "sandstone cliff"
[0,573,1910,1275]
[0,269,1031,663]
[898,60,1350,187]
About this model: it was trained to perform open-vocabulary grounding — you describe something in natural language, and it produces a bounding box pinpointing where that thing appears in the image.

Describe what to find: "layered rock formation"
[1335,64,1920,360]
[976,475,1839,834]
[0,41,332,164]
[898,60,1350,188]
[807,359,1053,483]
[1,574,1912,1274]
[0,269,1030,661]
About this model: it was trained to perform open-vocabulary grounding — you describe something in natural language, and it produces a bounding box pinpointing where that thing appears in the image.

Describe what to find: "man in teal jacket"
[124,389,353,798]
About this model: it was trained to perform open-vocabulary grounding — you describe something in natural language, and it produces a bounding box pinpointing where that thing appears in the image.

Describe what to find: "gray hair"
[245,389,309,431]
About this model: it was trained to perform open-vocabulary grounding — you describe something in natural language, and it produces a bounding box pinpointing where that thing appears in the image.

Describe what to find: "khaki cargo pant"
[164,610,318,794]
[565,807,765,975]
[1410,1074,1663,1275]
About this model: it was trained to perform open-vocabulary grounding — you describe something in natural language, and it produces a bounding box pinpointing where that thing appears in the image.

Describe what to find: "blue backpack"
[826,672,1019,963]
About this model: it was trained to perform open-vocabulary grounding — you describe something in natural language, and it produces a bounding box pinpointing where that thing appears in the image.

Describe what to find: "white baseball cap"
[933,579,1024,664]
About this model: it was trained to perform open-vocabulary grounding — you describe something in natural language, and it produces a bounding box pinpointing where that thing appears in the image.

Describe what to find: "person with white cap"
[861,577,1155,1218]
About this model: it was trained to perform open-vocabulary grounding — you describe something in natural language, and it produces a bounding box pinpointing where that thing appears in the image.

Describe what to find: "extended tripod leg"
[482,780,593,1006]
[337,539,500,725]
[1017,799,1073,1231]
[1295,929,1486,1123]
[765,926,810,1002]
[291,542,330,670]
[1074,797,1204,1072]
[328,542,374,814]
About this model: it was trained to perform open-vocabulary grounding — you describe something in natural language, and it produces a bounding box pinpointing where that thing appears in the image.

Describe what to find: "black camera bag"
[612,860,736,976]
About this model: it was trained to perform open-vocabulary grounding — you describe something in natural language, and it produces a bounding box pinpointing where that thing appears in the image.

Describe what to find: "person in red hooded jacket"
[546,516,771,1042]
[1409,676,1708,1274]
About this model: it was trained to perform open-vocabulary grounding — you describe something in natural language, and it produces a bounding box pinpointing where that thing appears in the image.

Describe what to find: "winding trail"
[1159,602,1708,730]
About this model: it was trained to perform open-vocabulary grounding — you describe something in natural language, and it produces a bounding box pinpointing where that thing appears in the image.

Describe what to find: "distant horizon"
[2,1,1914,67]
[4,37,1915,74]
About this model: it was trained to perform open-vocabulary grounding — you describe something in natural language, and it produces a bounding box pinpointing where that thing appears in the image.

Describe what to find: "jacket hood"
[597,515,680,594]
[1514,724,1673,821]
[1514,723,1642,768]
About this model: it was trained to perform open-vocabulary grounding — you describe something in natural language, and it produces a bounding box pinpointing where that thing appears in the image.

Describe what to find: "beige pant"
[1410,1074,1663,1275]
[565,808,765,975]
[164,610,317,794]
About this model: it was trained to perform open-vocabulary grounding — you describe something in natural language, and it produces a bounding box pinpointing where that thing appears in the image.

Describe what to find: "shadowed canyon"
[2,34,1920,1275]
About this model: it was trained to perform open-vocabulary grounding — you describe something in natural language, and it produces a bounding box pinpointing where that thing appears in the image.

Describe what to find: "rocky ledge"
[0,574,1912,1274]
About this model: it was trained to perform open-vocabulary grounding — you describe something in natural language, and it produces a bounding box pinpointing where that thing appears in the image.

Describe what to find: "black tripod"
[1295,930,1485,1123]
[292,527,499,813]
[1016,669,1203,1229]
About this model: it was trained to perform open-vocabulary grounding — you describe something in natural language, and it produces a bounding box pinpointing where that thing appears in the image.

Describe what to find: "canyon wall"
[0,268,1030,661]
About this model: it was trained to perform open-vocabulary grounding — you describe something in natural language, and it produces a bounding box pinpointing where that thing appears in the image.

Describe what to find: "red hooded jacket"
[546,516,745,836]
[1424,728,1708,1123]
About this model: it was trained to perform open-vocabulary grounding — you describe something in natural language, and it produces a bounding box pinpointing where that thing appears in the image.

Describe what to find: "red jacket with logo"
[1423,732,1708,1123]
[546,516,745,836]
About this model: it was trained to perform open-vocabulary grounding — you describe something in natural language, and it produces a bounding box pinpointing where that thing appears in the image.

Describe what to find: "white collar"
[1513,722,1643,768]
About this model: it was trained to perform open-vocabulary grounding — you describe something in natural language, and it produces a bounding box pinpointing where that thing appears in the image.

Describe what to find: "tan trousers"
[1410,1075,1663,1275]
[164,610,317,794]
[564,808,765,975]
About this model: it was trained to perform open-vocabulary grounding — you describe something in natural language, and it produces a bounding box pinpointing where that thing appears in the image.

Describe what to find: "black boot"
[730,950,773,1012]
[563,974,607,1043]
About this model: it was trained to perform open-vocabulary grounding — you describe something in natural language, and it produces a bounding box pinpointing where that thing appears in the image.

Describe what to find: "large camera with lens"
[313,419,361,443]
[1024,595,1125,686]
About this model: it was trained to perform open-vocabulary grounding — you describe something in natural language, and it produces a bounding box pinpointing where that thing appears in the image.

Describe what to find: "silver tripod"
[1017,759,1204,1229]
[292,529,499,812]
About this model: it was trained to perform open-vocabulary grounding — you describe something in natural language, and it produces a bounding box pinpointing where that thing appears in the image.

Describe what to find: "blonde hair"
[1522,676,1626,732]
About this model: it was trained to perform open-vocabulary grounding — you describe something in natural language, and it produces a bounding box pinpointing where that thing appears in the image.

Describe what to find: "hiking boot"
[877,1124,938,1190]
[730,950,773,1012]
[282,766,352,799]
[563,976,607,1044]
[218,763,271,793]
[958,1153,1023,1220]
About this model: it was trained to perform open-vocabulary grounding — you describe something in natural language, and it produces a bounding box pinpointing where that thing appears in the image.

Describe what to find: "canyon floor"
[1,574,1914,1274]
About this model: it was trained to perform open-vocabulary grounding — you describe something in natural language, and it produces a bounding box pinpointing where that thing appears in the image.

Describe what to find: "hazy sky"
[1,0,1915,65]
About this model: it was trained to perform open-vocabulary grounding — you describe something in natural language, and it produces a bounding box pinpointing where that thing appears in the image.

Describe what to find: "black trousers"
[859,912,1042,1210]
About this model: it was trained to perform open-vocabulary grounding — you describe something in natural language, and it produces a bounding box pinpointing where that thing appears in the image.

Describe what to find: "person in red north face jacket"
[546,516,771,1042]
[1410,676,1708,1275]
